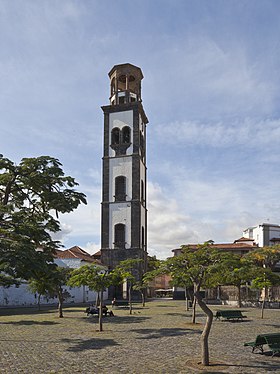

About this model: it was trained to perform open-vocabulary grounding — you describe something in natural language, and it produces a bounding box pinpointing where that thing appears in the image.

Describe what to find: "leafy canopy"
[0,155,87,285]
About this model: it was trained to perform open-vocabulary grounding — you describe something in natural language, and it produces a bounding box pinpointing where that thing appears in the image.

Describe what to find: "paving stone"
[0,300,279,373]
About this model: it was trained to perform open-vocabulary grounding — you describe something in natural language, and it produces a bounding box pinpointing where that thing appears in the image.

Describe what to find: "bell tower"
[100,63,149,298]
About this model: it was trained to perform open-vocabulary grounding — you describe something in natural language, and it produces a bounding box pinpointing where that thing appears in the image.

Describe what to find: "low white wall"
[0,282,108,307]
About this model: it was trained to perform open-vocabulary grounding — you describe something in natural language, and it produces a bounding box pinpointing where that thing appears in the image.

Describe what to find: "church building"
[100,63,149,298]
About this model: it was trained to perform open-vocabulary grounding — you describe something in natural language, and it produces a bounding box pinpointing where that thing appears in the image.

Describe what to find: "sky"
[1,0,280,259]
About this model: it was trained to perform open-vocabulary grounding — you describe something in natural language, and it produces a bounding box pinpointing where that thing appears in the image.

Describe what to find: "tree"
[28,261,56,311]
[68,264,114,331]
[47,266,72,318]
[167,242,228,366]
[133,256,162,306]
[246,246,280,318]
[28,264,71,317]
[0,155,86,285]
[246,246,280,270]
[251,270,280,318]
[219,254,255,308]
[113,259,143,315]
[169,262,194,312]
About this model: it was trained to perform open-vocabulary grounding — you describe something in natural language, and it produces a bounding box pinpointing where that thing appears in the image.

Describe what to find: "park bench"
[114,300,129,307]
[215,310,247,321]
[244,333,280,356]
[85,306,110,316]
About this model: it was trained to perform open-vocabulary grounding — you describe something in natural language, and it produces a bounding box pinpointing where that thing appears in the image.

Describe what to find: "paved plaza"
[0,299,280,373]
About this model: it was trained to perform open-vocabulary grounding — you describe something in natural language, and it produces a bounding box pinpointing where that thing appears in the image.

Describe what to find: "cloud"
[147,182,199,259]
[154,117,280,149]
[52,178,101,249]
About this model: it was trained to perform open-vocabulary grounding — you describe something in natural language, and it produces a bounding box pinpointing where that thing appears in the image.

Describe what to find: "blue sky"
[1,0,280,259]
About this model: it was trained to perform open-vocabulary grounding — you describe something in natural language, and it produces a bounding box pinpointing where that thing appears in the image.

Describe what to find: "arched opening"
[122,126,131,144]
[141,180,145,203]
[111,128,120,145]
[142,226,145,248]
[114,224,126,249]
[115,176,126,201]
[111,77,116,94]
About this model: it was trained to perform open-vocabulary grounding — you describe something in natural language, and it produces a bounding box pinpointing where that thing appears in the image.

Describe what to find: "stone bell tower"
[100,63,149,298]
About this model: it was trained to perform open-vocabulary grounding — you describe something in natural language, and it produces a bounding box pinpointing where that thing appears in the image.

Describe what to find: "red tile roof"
[92,250,101,259]
[173,239,259,254]
[234,237,255,242]
[55,246,102,264]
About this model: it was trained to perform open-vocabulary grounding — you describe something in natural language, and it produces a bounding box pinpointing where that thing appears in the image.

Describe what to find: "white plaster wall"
[246,224,280,247]
[252,226,264,247]
[0,283,108,307]
[109,110,133,157]
[54,258,81,269]
[109,203,131,249]
[109,157,132,202]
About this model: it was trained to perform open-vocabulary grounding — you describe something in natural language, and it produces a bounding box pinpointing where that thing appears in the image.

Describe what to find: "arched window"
[114,224,126,249]
[111,77,116,94]
[115,176,126,201]
[122,126,131,144]
[141,180,145,203]
[111,128,120,145]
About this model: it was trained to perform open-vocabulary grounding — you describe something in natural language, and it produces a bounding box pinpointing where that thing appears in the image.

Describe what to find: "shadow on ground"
[61,337,120,352]
[0,320,59,326]
[134,327,201,339]
[263,323,280,329]
[0,307,57,316]
[84,315,151,325]
[166,312,205,318]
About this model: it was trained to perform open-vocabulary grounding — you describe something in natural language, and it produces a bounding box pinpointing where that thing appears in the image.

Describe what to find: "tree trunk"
[129,284,132,315]
[261,299,265,319]
[237,285,241,308]
[99,291,103,332]
[96,292,100,307]
[57,287,63,318]
[185,287,189,311]
[261,287,266,319]
[192,296,197,324]
[38,294,41,311]
[194,289,213,367]
[141,291,145,307]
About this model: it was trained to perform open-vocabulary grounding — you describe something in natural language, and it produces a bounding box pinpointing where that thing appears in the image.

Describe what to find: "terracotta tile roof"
[92,250,101,259]
[173,240,258,253]
[55,246,102,264]
[234,237,255,242]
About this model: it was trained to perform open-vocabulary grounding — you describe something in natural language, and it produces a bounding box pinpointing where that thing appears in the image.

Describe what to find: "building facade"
[100,63,149,298]
[0,246,105,306]
[243,223,280,247]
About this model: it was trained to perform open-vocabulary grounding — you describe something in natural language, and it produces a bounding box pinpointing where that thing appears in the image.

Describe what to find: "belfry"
[100,63,149,299]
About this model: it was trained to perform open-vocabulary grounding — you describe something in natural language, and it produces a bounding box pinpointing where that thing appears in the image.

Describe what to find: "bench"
[244,333,280,356]
[113,300,129,307]
[85,306,110,316]
[215,310,247,321]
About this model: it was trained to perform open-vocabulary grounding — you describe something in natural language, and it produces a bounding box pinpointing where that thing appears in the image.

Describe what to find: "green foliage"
[251,269,280,290]
[113,258,143,284]
[68,264,112,292]
[28,264,71,298]
[0,155,87,285]
[218,253,256,288]
[246,246,280,270]
[167,241,227,290]
[147,255,161,272]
